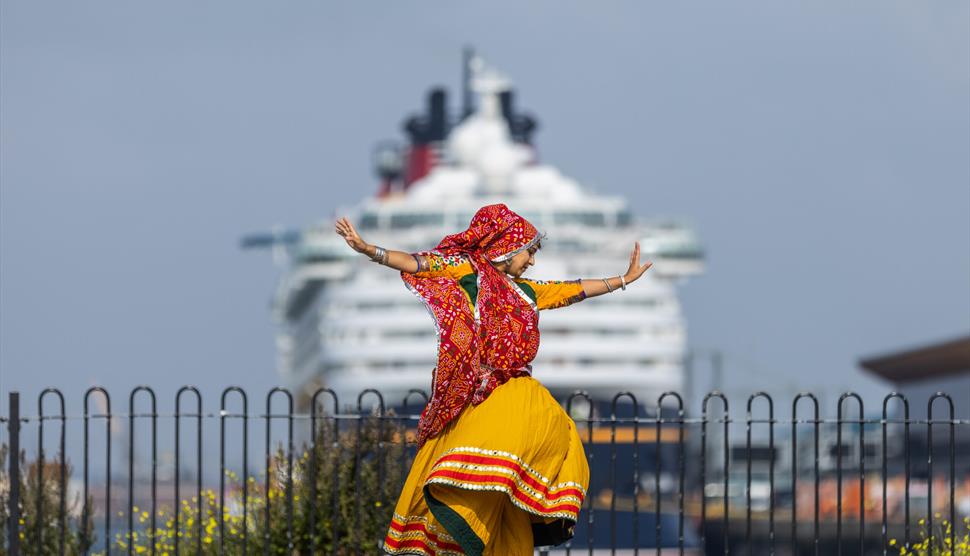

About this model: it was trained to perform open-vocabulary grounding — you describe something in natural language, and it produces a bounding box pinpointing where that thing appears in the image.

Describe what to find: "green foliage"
[0,445,94,556]
[891,517,970,556]
[111,411,406,555]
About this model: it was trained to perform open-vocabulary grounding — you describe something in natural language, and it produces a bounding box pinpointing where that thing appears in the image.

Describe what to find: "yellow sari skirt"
[383,376,590,556]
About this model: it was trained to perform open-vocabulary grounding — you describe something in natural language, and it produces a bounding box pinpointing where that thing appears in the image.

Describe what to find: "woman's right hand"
[335,217,370,254]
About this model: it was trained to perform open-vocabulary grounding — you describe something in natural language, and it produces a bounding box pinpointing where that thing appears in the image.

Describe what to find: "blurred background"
[2,2,969,553]
[2,0,967,408]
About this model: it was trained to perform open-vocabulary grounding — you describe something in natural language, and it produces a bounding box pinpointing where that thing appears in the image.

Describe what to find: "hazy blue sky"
[2,1,968,416]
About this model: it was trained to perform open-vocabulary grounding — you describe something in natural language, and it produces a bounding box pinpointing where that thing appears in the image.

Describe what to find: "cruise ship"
[247,54,704,415]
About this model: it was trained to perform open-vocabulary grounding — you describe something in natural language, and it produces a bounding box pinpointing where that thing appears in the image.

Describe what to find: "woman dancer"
[335,204,652,555]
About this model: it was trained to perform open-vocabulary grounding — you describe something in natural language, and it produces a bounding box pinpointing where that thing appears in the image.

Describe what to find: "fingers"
[334,217,358,239]
[344,218,358,237]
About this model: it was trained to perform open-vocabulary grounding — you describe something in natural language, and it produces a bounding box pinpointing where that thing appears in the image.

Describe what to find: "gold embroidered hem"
[383,376,589,556]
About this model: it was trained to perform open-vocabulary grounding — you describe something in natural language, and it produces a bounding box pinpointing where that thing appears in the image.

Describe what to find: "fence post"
[7,391,21,556]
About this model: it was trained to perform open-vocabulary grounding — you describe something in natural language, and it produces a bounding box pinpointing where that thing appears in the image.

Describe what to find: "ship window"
[359,213,379,230]
[390,212,444,229]
[357,301,395,310]
[382,329,434,339]
[553,211,605,227]
[616,210,633,227]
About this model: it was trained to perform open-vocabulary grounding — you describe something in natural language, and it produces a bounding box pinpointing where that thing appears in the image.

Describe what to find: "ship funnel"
[401,87,450,188]
[499,90,514,124]
[428,89,447,142]
[499,90,538,145]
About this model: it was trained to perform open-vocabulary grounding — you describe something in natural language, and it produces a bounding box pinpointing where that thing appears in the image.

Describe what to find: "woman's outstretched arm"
[580,242,653,298]
[335,216,420,273]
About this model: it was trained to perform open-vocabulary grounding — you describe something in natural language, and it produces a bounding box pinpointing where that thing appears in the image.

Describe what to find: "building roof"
[859,336,970,383]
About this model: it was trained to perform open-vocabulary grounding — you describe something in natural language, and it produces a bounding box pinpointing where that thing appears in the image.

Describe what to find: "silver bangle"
[620,275,627,291]
[602,277,613,293]
[370,246,387,264]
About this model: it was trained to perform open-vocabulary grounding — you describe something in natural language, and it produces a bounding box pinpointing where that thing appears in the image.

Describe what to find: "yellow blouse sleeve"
[515,278,587,310]
[412,252,474,281]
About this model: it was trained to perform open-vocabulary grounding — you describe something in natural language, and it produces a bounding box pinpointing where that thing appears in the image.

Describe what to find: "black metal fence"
[2,387,969,555]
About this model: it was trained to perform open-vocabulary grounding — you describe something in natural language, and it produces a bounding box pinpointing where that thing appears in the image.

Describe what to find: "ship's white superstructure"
[266,59,703,411]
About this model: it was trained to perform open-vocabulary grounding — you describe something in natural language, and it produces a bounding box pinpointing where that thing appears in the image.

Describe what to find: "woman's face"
[504,244,538,278]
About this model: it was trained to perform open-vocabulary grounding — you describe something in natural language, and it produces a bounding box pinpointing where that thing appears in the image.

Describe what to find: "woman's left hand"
[624,242,653,283]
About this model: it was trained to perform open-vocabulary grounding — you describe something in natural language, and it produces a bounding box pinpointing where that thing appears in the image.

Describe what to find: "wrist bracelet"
[602,278,613,293]
[620,275,627,291]
[370,246,387,264]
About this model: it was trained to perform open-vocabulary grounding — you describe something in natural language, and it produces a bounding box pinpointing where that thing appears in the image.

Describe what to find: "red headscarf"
[402,204,542,444]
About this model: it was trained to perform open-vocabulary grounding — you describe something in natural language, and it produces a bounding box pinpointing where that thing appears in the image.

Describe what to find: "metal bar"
[83,388,111,556]
[654,400,661,556]
[701,392,729,556]
[903,397,911,549]
[882,394,908,555]
[858,397,865,556]
[331,397,341,556]
[7,392,21,556]
[928,392,955,556]
[127,386,157,556]
[220,387,248,556]
[609,396,617,556]
[614,393,639,555]
[745,392,774,556]
[263,388,294,555]
[174,386,202,556]
[588,402,594,556]
[356,389,384,556]
[836,396,843,556]
[658,392,684,556]
[37,389,67,555]
[836,392,863,556]
[565,391,592,556]
[310,388,339,554]
[793,392,819,556]
[769,399,776,556]
[566,391,595,556]
[813,395,820,556]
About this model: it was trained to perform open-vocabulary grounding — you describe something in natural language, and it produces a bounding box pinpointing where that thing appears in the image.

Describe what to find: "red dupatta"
[402,204,543,445]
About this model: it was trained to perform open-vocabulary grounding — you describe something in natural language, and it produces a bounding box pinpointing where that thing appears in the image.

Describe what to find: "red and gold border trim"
[384,514,464,556]
[424,446,586,521]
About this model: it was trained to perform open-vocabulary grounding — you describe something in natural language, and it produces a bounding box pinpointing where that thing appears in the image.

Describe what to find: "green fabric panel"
[514,281,538,305]
[424,486,484,556]
[459,272,537,307]
[459,273,478,307]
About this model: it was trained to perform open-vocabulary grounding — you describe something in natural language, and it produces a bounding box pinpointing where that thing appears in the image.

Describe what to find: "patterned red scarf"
[402,204,542,444]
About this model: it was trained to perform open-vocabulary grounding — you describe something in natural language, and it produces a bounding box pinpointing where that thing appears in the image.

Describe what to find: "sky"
[2,0,969,420]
